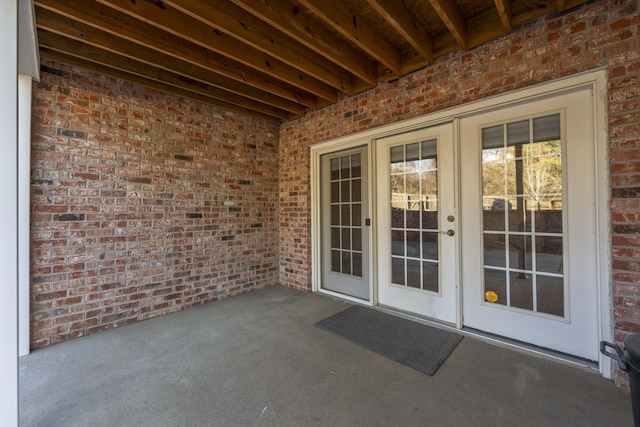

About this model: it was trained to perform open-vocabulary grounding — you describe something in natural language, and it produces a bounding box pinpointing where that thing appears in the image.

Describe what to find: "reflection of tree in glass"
[390,157,438,211]
[482,160,504,197]
[482,140,561,210]
[406,172,420,199]
[524,141,562,209]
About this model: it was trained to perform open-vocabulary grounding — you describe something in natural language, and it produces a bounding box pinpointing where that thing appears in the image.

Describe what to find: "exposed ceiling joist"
[38,30,291,121]
[40,48,285,123]
[557,0,567,12]
[298,0,403,75]
[165,0,357,95]
[36,6,305,117]
[33,0,594,123]
[229,0,379,86]
[494,0,513,32]
[366,0,434,63]
[35,0,318,110]
[96,0,338,102]
[427,0,468,49]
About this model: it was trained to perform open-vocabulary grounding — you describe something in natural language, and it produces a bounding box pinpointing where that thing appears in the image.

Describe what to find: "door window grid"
[481,114,565,317]
[330,154,363,277]
[389,139,439,292]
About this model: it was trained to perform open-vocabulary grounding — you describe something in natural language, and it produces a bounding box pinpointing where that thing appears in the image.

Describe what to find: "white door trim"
[309,69,610,377]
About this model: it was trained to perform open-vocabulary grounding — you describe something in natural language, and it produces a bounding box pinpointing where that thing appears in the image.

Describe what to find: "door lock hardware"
[365,218,371,226]
[447,215,455,222]
[439,229,455,236]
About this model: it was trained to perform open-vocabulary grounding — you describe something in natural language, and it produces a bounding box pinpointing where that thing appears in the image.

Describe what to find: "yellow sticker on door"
[484,290,498,303]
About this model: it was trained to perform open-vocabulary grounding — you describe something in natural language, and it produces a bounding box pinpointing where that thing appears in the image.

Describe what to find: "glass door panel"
[376,124,457,323]
[481,114,564,317]
[321,147,369,300]
[330,154,364,278]
[390,140,440,293]
[460,87,599,360]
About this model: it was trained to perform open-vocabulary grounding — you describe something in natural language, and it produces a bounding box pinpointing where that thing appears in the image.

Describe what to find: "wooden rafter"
[39,47,284,123]
[366,0,434,64]
[38,30,291,121]
[558,0,567,12]
[230,0,378,86]
[164,0,356,95]
[427,0,468,49]
[298,0,402,75]
[494,0,513,32]
[96,0,338,102]
[35,6,306,116]
[32,0,596,123]
[35,0,317,109]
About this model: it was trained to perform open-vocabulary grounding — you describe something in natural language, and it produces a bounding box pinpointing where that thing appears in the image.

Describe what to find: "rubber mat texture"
[315,305,463,375]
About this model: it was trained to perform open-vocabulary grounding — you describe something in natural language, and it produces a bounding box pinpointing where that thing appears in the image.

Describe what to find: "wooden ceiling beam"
[165,0,355,95]
[35,6,307,116]
[32,0,596,122]
[564,0,589,10]
[35,0,317,109]
[366,0,434,64]
[427,0,468,49]
[494,0,513,32]
[38,30,291,121]
[400,2,511,74]
[40,48,284,124]
[298,0,402,75]
[557,0,567,12]
[230,0,378,86]
[402,0,592,74]
[511,0,557,27]
[96,0,338,102]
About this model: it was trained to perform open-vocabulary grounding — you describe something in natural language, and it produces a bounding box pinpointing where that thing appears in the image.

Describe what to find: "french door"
[320,146,370,300]
[314,79,602,362]
[459,88,599,360]
[376,124,458,323]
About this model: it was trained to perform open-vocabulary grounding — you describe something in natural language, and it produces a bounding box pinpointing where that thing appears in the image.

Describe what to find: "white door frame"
[309,69,611,377]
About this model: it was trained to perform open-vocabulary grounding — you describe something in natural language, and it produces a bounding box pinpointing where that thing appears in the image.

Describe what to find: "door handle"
[439,229,455,236]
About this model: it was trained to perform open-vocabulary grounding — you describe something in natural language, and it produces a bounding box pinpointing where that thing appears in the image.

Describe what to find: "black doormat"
[315,305,463,376]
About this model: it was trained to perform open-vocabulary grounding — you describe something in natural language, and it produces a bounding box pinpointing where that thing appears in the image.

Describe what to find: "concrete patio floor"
[20,286,632,426]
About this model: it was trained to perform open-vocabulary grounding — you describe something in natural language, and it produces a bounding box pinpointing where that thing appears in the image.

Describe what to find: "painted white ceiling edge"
[19,0,39,80]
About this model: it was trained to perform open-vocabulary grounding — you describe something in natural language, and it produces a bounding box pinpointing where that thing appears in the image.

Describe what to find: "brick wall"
[30,60,279,348]
[279,0,640,384]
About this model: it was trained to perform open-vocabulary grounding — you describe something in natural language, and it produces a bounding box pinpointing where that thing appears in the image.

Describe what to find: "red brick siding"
[31,60,279,348]
[279,0,640,384]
